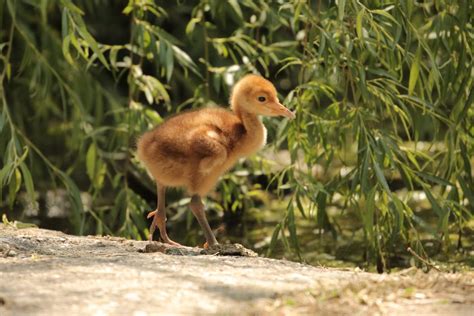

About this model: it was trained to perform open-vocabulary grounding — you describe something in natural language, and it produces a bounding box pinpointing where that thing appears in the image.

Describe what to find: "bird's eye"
[257,96,266,102]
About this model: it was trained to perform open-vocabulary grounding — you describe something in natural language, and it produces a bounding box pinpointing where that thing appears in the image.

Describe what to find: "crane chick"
[137,74,295,247]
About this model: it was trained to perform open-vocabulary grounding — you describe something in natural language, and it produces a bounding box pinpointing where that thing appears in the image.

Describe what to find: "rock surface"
[0,224,473,315]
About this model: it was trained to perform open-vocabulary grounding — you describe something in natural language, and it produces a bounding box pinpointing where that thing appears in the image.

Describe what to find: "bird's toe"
[147,210,157,219]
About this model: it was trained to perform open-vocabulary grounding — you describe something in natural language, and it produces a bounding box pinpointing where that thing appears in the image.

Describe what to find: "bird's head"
[230,74,295,119]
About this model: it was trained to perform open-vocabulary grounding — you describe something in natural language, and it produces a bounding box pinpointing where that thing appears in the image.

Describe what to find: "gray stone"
[0,224,472,316]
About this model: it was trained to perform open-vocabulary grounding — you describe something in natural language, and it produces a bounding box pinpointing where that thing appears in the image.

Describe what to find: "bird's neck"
[233,107,267,154]
[235,109,260,131]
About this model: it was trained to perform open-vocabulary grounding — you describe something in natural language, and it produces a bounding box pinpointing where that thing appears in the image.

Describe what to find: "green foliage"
[0,0,472,269]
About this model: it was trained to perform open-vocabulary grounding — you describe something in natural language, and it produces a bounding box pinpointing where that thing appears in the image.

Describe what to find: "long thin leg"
[148,183,181,246]
[190,195,218,247]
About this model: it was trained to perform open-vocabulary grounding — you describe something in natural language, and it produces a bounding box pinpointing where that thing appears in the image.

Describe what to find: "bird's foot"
[148,231,183,247]
[146,210,157,219]
[161,238,183,247]
[147,210,182,246]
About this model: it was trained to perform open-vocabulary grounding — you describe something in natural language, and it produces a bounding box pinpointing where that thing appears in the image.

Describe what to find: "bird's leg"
[190,195,218,247]
[148,184,181,246]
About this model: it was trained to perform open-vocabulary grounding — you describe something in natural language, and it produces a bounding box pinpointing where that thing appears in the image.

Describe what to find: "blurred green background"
[0,0,473,272]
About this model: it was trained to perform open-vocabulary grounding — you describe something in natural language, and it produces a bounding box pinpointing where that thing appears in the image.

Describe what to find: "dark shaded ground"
[0,224,472,315]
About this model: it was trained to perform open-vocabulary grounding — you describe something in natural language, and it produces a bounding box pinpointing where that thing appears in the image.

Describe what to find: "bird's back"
[137,107,245,189]
[152,107,244,154]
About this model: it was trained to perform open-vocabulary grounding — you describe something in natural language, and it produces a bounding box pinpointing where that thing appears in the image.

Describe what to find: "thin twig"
[407,247,441,272]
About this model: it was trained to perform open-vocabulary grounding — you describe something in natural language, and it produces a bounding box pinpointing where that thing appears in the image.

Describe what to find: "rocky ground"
[0,224,473,315]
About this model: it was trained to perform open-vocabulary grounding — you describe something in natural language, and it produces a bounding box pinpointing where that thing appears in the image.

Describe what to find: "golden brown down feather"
[136,74,295,245]
[137,108,253,196]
